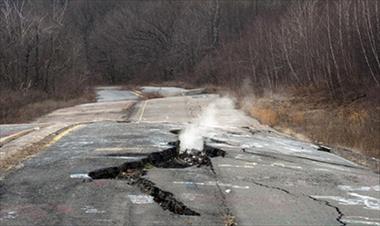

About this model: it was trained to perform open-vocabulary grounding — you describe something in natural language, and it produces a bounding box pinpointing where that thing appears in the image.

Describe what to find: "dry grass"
[249,107,279,126]
[0,88,95,124]
[246,87,380,159]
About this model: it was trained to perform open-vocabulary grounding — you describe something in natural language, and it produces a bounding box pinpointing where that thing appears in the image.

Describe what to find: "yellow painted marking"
[0,128,36,146]
[44,124,84,148]
[131,90,144,98]
[138,101,148,122]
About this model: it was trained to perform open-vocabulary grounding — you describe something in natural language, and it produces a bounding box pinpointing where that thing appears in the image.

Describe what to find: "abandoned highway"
[0,86,379,226]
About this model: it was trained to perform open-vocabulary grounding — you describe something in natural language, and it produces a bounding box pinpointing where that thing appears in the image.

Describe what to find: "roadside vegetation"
[0,0,96,123]
[247,87,380,159]
[0,88,94,123]
[1,0,379,158]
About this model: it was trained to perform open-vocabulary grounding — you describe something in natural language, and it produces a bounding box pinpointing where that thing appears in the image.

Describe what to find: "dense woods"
[207,0,380,100]
[87,0,380,101]
[2,0,379,98]
[0,0,86,95]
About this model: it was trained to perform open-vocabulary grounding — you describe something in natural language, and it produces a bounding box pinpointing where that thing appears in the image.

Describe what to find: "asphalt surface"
[96,86,139,102]
[0,87,379,226]
[0,124,40,139]
[140,86,187,97]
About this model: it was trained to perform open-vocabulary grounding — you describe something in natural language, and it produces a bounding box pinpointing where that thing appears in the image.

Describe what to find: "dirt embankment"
[243,87,380,162]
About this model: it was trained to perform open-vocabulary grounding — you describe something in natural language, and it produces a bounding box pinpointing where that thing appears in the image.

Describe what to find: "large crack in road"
[87,140,228,217]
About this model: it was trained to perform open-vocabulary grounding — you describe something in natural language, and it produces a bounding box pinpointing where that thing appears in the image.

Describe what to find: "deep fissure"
[88,141,226,216]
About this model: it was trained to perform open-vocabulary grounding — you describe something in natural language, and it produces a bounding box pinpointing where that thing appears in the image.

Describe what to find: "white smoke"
[179,97,236,153]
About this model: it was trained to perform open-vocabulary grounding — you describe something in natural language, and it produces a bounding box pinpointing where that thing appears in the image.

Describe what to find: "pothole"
[88,141,225,216]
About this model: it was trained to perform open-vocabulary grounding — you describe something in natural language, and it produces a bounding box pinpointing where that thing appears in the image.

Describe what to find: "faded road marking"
[342,219,380,225]
[173,181,250,189]
[0,211,17,220]
[342,216,380,226]
[138,100,148,122]
[1,124,85,171]
[218,163,256,168]
[128,195,154,204]
[235,153,262,160]
[70,173,92,179]
[0,128,37,146]
[313,193,380,210]
[338,185,380,192]
[271,162,302,170]
[81,206,106,214]
[314,168,330,172]
[131,90,144,98]
[44,124,84,148]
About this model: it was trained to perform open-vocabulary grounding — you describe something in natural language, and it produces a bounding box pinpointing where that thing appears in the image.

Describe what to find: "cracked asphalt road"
[0,87,379,226]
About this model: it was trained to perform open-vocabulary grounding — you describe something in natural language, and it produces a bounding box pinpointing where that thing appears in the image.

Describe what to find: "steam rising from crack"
[179,97,235,153]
